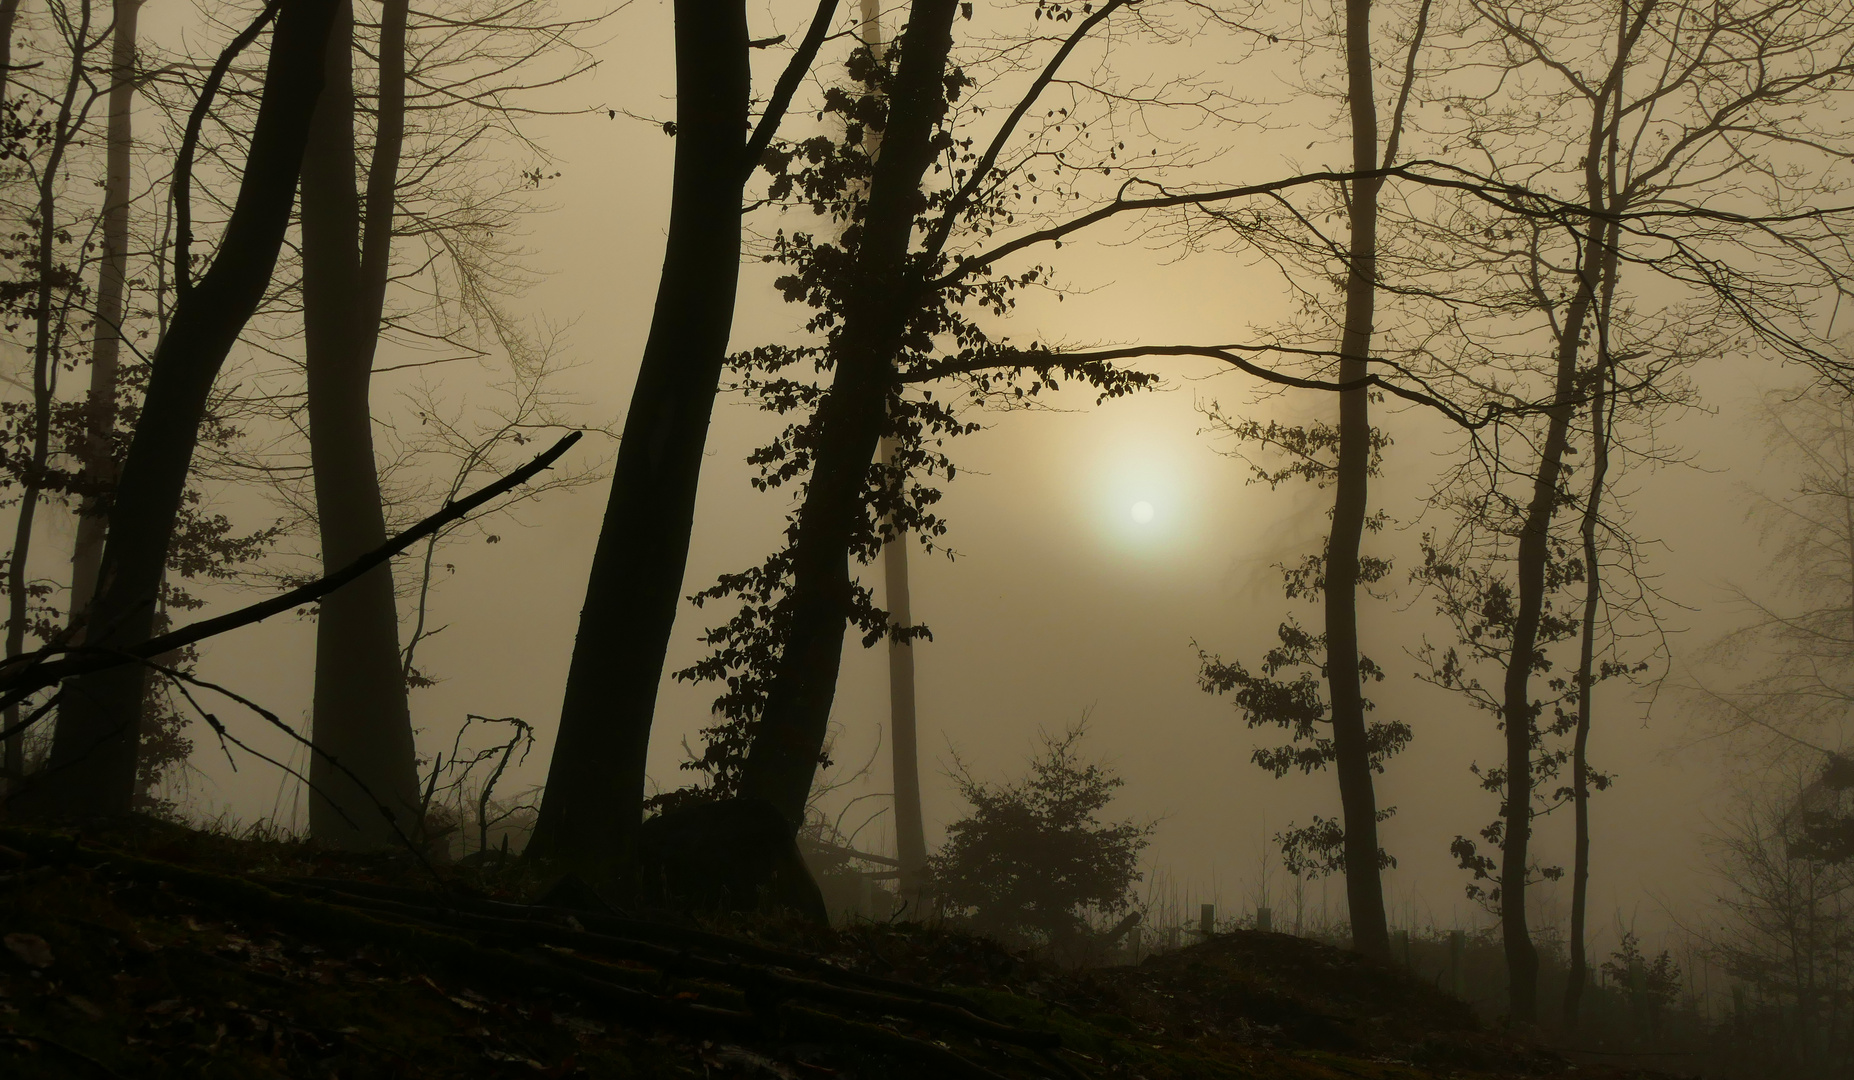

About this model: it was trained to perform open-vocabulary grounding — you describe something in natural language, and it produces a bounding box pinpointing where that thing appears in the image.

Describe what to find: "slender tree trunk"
[525,0,750,872]
[858,0,928,905]
[0,0,23,103]
[1500,230,1605,1027]
[880,435,928,900]
[57,0,141,787]
[738,0,962,829]
[1563,206,1623,1030]
[7,0,96,782]
[1499,18,1637,1015]
[1326,0,1392,964]
[360,0,405,317]
[1562,338,1609,1030]
[1564,5,1643,1028]
[70,0,143,626]
[300,0,420,848]
[33,0,339,819]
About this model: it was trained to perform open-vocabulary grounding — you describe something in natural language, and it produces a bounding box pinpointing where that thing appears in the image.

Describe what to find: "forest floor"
[0,819,1677,1080]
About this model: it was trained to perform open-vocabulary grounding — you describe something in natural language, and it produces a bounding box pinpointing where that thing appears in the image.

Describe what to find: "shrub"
[930,721,1154,947]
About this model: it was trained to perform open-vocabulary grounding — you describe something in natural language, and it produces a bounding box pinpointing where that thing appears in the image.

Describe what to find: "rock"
[634,798,827,923]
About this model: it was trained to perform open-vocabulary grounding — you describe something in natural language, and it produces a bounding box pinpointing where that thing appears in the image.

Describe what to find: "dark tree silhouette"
[68,0,143,627]
[29,0,340,819]
[1318,0,1430,965]
[299,0,422,849]
[525,0,838,874]
[735,0,966,827]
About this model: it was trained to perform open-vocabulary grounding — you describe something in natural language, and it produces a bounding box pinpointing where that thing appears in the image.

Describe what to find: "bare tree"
[3,0,109,781]
[298,0,421,848]
[1693,388,1854,761]
[1406,0,1854,1021]
[67,0,140,625]
[1706,761,1854,1077]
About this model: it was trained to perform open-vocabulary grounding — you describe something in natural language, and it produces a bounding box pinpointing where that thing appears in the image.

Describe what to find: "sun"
[1130,500,1155,524]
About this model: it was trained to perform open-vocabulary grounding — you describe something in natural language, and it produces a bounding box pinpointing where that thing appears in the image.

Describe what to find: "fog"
[126,0,1793,961]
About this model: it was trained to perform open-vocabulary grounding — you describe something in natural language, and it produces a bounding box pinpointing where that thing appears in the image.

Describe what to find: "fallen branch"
[0,431,583,709]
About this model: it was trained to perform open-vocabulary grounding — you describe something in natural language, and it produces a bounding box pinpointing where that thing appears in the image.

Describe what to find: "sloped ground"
[0,820,1670,1080]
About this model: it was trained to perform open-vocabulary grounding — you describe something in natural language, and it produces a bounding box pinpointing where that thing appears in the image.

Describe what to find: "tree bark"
[0,0,23,103]
[33,0,339,819]
[70,0,144,627]
[737,0,962,829]
[1500,230,1604,1028]
[300,0,420,848]
[4,0,94,782]
[1562,333,1608,1031]
[525,0,750,872]
[880,437,928,901]
[1563,204,1624,1034]
[1326,0,1392,964]
[859,2,928,907]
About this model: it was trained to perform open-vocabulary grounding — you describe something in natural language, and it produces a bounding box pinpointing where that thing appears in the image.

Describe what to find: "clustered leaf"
[929,722,1154,944]
[667,23,1157,802]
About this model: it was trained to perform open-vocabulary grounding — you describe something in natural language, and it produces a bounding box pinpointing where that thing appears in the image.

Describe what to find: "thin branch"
[173,0,282,298]
[744,0,842,176]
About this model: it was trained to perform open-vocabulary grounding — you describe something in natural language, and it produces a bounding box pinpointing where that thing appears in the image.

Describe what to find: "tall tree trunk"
[0,0,23,103]
[1500,294,1580,1025]
[858,0,928,906]
[1326,0,1392,964]
[1563,204,1624,1031]
[70,0,143,626]
[56,0,141,788]
[738,0,962,829]
[1499,226,1605,1028]
[7,0,97,782]
[525,0,750,872]
[1564,4,1642,1025]
[1499,15,1634,1015]
[300,0,420,848]
[880,435,928,901]
[1562,329,1609,1030]
[33,0,339,819]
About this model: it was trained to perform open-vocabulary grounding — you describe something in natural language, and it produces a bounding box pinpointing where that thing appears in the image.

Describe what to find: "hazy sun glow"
[1131,500,1155,523]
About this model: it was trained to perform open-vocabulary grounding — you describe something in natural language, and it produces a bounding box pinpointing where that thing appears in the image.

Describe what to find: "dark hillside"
[0,822,1671,1080]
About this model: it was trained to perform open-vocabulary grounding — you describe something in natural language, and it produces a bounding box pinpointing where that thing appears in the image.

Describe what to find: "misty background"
[80,0,1780,961]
